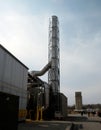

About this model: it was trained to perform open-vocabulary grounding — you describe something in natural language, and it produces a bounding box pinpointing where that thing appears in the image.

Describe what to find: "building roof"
[0,44,28,69]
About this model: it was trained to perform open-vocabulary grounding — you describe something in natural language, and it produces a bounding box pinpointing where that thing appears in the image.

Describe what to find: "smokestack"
[48,15,60,93]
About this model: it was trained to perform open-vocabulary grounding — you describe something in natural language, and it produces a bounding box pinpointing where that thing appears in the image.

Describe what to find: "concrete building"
[75,92,82,110]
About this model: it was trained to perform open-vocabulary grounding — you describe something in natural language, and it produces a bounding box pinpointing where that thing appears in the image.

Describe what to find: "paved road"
[81,122,101,130]
[18,115,101,130]
[72,121,101,130]
[18,120,72,130]
[68,114,101,130]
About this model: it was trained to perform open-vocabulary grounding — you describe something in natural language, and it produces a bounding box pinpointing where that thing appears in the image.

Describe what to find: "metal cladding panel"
[51,59,59,68]
[49,47,59,59]
[48,68,59,80]
[0,45,28,111]
[0,45,28,91]
[0,47,5,81]
[0,45,28,121]
[2,55,27,90]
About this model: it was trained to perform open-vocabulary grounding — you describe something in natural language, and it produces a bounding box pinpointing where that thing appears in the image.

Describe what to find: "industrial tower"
[30,15,60,94]
[27,16,67,120]
[48,16,60,93]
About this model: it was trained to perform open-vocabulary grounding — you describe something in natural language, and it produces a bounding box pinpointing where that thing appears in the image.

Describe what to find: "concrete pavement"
[18,120,72,130]
[18,114,101,130]
[81,122,101,130]
[68,114,101,130]
[82,116,101,130]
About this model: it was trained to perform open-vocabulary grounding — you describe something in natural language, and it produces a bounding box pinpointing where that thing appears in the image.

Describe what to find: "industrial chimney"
[48,15,60,94]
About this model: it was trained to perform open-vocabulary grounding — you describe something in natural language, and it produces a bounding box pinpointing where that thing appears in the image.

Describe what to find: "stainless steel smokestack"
[48,15,60,93]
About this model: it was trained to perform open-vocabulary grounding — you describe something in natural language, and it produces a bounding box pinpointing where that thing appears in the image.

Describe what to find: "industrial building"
[0,16,68,129]
[0,44,28,130]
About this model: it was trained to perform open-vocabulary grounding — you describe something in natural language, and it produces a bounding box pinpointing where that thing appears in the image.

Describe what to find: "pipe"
[30,61,51,77]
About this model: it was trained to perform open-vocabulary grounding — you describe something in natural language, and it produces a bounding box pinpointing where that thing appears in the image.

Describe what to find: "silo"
[48,15,60,93]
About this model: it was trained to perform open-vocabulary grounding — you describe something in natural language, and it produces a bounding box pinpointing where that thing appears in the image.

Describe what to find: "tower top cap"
[52,15,58,19]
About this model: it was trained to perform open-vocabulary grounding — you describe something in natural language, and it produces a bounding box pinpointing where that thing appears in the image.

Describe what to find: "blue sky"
[0,0,101,105]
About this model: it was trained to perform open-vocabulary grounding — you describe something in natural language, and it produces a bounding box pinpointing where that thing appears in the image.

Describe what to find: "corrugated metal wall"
[0,46,28,90]
[0,45,28,121]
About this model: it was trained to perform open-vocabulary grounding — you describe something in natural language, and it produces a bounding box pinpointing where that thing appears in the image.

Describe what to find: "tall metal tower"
[48,16,60,93]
